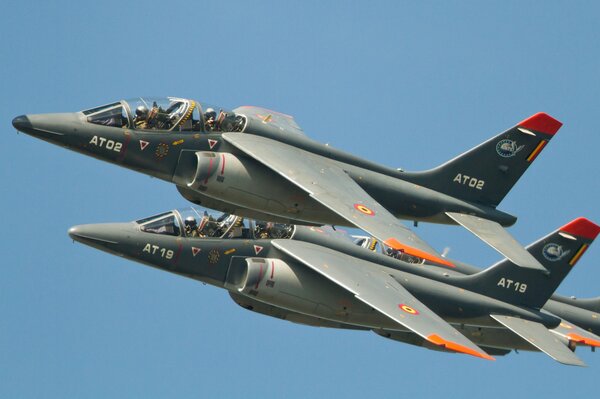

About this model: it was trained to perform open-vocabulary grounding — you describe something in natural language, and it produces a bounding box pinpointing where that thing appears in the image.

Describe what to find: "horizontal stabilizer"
[446,212,546,271]
[491,314,585,366]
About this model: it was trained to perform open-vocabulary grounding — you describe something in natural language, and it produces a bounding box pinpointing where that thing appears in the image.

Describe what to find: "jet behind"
[14,97,562,269]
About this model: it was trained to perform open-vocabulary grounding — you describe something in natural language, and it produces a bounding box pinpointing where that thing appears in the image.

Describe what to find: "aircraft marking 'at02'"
[89,135,122,152]
[12,98,563,269]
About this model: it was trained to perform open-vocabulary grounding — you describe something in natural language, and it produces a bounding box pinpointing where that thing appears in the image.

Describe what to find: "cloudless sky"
[2,1,600,397]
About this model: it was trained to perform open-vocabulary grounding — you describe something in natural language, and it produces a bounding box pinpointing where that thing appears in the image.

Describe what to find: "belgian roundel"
[353,203,375,216]
[398,304,419,315]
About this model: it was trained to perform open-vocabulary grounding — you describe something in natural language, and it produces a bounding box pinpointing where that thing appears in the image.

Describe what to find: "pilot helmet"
[184,216,197,228]
[135,105,149,118]
[205,108,216,119]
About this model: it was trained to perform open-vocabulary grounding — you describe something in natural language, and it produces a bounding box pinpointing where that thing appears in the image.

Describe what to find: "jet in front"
[68,206,600,365]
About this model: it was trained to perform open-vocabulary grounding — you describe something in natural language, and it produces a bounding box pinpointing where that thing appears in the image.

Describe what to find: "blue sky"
[2,1,600,397]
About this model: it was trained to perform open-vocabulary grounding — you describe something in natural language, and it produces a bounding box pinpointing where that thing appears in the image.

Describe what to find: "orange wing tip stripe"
[560,217,600,240]
[518,112,563,136]
[567,333,600,347]
[569,244,588,266]
[526,140,547,162]
[384,238,455,268]
[427,334,495,360]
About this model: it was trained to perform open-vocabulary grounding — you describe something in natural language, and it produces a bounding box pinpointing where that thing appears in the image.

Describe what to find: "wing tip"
[427,334,495,361]
[560,217,600,241]
[518,112,563,136]
[567,332,600,347]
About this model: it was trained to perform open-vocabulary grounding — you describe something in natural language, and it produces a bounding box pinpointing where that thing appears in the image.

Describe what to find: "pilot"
[134,105,150,129]
[198,215,218,237]
[184,216,199,237]
[255,221,274,239]
[204,108,217,131]
[385,247,401,260]
[135,103,160,129]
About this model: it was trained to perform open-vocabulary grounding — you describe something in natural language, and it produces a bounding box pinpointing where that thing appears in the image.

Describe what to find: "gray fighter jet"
[68,206,600,365]
[13,98,562,269]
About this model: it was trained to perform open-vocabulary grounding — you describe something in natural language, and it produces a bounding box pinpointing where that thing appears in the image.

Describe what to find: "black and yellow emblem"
[155,142,169,159]
[207,248,220,264]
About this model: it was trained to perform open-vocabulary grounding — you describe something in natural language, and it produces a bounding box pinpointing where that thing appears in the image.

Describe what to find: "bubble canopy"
[133,207,418,262]
[135,207,294,240]
[82,97,246,132]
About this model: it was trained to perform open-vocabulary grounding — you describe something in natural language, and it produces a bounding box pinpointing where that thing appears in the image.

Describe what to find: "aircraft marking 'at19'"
[143,243,174,259]
[497,278,528,293]
[66,206,600,366]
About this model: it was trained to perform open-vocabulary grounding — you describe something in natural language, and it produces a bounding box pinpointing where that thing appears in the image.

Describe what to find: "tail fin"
[463,218,600,309]
[404,113,562,207]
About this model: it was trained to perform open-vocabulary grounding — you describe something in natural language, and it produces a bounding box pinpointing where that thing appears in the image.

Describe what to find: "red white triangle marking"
[192,247,201,256]
[254,245,263,255]
[139,140,149,151]
[208,139,218,149]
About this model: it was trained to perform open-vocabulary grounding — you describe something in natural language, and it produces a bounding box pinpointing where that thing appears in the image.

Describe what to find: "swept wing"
[224,133,452,267]
[272,239,493,360]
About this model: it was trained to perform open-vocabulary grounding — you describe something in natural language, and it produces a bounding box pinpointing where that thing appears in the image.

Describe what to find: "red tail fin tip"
[518,112,563,136]
[560,217,600,240]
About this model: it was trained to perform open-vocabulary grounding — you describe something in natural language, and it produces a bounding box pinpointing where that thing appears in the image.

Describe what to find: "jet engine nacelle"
[225,257,368,321]
[228,291,368,330]
[173,151,342,225]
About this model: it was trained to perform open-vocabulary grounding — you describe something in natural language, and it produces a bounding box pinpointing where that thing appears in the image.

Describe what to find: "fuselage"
[66,211,558,330]
[14,100,517,227]
[66,206,600,356]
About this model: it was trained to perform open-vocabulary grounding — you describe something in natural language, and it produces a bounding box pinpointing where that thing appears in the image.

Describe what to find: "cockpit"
[135,207,423,263]
[136,207,295,240]
[82,97,246,133]
[353,235,424,264]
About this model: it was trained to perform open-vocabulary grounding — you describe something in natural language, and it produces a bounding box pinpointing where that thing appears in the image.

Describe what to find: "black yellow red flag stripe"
[569,244,588,266]
[526,140,548,162]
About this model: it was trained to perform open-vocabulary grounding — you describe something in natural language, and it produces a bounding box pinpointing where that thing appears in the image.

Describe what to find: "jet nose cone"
[12,115,32,131]
[68,224,120,245]
[69,222,138,255]
[68,225,87,241]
